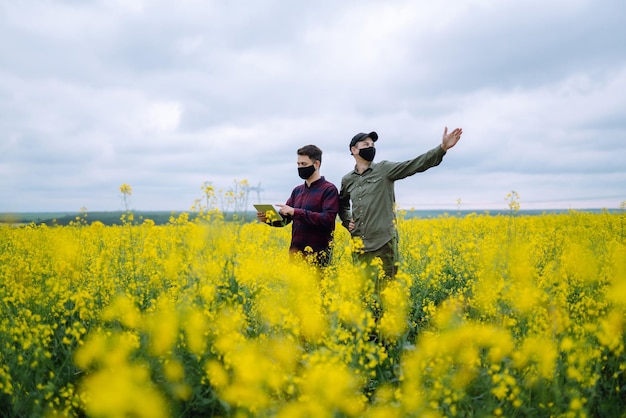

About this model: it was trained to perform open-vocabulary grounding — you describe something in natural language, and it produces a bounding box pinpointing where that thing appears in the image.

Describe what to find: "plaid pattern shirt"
[276,176,339,254]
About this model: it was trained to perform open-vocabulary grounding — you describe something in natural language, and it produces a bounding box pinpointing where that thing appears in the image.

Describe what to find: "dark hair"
[297,144,322,163]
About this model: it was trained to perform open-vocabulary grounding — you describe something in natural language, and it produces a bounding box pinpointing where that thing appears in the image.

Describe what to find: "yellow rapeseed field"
[0,208,624,417]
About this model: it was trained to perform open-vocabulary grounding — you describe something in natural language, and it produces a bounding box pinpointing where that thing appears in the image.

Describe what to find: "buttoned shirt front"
[339,145,446,252]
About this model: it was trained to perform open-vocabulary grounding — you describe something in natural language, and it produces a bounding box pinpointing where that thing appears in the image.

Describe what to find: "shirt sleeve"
[338,177,352,230]
[269,193,294,227]
[385,145,446,181]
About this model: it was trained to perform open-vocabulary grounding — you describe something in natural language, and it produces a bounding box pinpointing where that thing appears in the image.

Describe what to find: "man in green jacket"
[339,127,463,291]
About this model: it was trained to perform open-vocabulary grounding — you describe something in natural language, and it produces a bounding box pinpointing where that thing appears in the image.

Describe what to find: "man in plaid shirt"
[257,145,339,267]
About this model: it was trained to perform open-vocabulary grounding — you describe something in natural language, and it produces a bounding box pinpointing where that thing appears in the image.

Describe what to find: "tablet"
[253,204,284,222]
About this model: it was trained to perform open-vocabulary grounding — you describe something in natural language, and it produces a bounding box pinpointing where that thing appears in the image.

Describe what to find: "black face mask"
[298,165,316,180]
[358,146,376,162]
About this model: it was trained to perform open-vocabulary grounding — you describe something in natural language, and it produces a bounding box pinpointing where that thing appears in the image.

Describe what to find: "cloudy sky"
[1,0,625,213]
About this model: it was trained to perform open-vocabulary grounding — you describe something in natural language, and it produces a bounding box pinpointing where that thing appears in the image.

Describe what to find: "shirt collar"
[305,176,325,188]
[352,162,375,175]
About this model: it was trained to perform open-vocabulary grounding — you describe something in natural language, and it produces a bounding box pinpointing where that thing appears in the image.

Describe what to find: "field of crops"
[1,210,624,417]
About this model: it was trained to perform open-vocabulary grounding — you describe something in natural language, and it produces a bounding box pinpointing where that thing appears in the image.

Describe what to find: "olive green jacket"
[339,145,446,252]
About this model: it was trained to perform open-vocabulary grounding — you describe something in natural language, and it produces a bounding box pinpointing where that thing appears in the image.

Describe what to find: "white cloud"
[1,0,624,212]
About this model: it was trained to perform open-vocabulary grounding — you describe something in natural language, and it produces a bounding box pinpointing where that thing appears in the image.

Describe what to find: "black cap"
[349,131,378,149]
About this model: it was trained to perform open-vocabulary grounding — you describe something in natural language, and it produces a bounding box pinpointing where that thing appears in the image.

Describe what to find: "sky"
[1,0,625,213]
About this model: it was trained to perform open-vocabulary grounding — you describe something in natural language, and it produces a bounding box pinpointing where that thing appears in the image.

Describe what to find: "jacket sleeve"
[385,145,446,181]
[338,177,352,230]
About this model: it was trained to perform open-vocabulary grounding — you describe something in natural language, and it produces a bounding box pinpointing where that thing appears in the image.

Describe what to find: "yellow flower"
[163,359,185,383]
[205,360,229,389]
[570,397,583,410]
[182,310,208,356]
[119,183,132,195]
[102,295,142,329]
[80,363,168,418]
